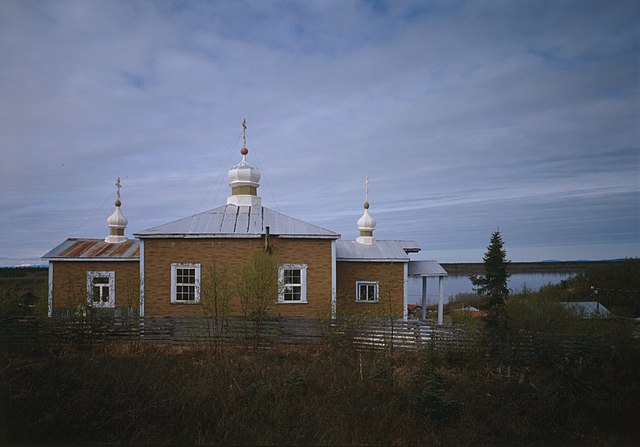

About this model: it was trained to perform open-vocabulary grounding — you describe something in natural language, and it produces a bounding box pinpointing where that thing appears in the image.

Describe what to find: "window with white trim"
[87,271,115,308]
[171,263,201,303]
[356,281,379,302]
[278,264,307,303]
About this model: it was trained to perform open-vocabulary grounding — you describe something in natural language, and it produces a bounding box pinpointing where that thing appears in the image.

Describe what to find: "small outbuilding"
[559,301,612,319]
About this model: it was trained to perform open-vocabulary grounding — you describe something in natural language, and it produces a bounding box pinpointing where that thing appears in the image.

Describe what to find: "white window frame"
[171,263,201,304]
[356,281,379,303]
[87,271,115,308]
[278,264,307,304]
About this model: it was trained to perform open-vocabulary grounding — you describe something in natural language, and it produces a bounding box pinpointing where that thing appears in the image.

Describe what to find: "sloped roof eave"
[334,239,415,261]
[134,204,340,239]
[134,233,262,239]
[134,233,339,240]
[408,260,448,277]
[277,234,340,240]
[42,238,140,260]
[44,257,139,262]
[336,257,409,262]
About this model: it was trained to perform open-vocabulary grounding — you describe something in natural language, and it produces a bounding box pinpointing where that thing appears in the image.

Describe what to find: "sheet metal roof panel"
[43,238,140,260]
[335,240,415,261]
[248,205,263,233]
[135,205,340,239]
[236,206,251,234]
[408,260,448,277]
[220,205,238,233]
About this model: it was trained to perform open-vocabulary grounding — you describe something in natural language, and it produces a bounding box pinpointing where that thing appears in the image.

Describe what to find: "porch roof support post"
[139,239,145,317]
[421,276,427,321]
[47,262,53,317]
[438,276,444,325]
[403,262,408,321]
[331,240,337,319]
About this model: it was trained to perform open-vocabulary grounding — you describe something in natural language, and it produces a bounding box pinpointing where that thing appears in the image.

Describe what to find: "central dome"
[228,157,261,189]
[227,148,262,206]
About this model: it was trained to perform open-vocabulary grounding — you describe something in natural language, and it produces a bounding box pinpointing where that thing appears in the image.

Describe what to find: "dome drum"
[231,185,258,196]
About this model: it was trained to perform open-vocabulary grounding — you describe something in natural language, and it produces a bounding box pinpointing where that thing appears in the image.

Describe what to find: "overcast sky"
[1,0,638,267]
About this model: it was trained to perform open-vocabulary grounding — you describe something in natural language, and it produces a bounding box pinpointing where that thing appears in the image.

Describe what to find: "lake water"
[408,272,578,305]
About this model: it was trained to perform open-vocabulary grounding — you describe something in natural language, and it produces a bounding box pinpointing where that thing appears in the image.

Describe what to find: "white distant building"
[560,301,612,319]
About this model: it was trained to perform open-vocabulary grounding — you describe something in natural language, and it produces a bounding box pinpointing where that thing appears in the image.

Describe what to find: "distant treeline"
[442,260,622,276]
[0,266,47,277]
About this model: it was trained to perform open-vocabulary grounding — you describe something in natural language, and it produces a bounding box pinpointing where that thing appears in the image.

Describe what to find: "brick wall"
[336,261,406,318]
[52,261,140,312]
[142,237,333,318]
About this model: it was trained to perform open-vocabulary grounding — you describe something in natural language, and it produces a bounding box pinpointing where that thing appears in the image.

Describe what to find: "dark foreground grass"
[3,338,639,446]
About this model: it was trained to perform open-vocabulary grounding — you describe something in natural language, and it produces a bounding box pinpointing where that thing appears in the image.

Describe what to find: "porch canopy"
[408,260,448,325]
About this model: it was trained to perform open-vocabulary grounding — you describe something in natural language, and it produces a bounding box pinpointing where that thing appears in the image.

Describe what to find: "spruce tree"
[471,230,511,345]
[470,230,510,306]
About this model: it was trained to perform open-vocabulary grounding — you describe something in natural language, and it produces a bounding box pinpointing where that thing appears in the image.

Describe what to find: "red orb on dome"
[241,147,249,156]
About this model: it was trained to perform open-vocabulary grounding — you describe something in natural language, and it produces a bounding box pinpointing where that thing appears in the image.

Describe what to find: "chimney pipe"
[265,226,271,253]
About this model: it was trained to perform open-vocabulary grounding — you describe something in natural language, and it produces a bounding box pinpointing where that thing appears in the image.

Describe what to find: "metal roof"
[559,301,611,318]
[43,238,140,260]
[134,204,340,239]
[408,260,448,277]
[335,240,420,262]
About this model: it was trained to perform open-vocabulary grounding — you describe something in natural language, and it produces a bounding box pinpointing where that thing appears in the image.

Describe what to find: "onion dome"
[105,177,128,243]
[356,177,376,245]
[227,120,262,207]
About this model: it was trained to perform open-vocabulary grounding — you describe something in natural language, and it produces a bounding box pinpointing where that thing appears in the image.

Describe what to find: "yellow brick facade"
[142,237,333,318]
[49,240,410,320]
[336,261,406,318]
[51,261,140,313]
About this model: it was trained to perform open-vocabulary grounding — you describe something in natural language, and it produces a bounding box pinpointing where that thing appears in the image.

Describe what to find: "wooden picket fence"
[1,315,475,350]
[0,315,614,357]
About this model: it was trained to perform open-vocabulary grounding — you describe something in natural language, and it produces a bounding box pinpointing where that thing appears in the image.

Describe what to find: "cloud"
[0,0,638,265]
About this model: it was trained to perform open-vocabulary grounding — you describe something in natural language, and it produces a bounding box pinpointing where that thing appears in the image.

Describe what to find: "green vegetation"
[0,267,48,317]
[4,328,639,446]
[452,258,639,319]
[199,259,233,352]
[469,230,511,302]
[2,260,639,445]
[470,230,511,350]
[239,248,283,349]
[443,260,609,276]
[531,258,640,317]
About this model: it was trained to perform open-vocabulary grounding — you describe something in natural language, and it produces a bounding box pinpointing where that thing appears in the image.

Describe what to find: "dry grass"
[3,332,639,446]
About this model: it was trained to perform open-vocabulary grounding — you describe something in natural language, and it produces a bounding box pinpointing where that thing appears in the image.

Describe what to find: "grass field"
[0,266,47,291]
[3,260,639,445]
[4,335,639,446]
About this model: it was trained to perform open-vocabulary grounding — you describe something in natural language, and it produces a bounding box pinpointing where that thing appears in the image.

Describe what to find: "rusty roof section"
[43,238,140,260]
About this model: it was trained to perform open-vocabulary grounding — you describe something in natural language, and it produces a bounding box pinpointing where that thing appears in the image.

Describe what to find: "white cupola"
[105,177,128,243]
[356,176,376,245]
[227,119,262,207]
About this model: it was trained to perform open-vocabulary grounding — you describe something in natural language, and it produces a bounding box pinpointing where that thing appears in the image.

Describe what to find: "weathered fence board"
[0,315,614,357]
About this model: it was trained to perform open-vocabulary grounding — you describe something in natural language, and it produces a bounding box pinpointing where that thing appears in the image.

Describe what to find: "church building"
[43,125,447,321]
